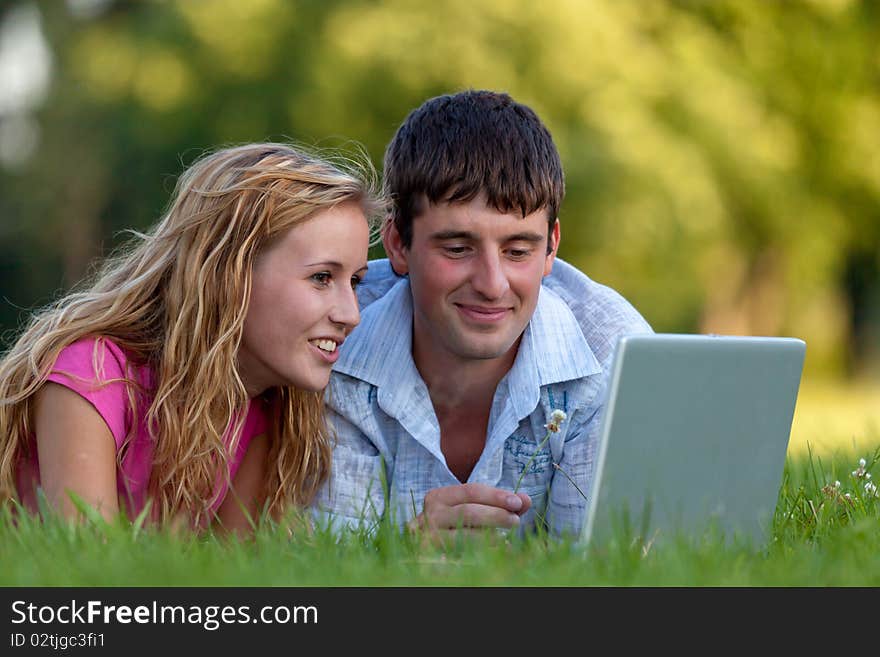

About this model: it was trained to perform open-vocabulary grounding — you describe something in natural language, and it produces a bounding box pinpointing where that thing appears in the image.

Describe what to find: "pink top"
[16,336,269,523]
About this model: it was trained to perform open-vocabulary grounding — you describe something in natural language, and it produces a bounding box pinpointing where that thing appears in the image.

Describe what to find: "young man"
[314,90,652,540]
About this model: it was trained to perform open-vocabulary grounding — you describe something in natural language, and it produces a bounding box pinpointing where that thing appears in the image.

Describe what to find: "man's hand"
[407,483,532,546]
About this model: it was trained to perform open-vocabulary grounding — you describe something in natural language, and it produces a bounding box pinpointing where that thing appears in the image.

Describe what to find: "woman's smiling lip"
[455,303,511,322]
[308,336,344,363]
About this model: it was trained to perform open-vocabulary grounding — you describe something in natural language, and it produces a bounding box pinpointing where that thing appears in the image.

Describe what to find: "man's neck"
[413,335,520,482]
[412,335,520,414]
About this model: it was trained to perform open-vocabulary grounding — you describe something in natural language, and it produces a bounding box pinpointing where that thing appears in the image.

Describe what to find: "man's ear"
[382,216,409,276]
[543,219,560,277]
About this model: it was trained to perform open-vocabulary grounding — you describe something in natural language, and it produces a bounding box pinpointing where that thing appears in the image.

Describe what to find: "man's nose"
[470,251,510,300]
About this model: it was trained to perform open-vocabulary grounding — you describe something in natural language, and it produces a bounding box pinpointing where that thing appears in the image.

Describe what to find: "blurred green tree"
[0,0,877,379]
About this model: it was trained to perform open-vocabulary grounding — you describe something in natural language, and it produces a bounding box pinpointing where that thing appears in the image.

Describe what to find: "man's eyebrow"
[504,232,545,243]
[428,230,477,241]
[428,230,545,242]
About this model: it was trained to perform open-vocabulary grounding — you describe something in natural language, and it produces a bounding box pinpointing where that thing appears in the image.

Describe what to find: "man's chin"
[450,335,520,362]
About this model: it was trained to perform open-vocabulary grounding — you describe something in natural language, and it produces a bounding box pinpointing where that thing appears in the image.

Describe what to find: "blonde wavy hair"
[0,142,381,526]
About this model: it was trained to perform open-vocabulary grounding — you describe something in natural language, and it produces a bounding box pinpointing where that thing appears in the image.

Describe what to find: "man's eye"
[311,272,331,285]
[350,275,362,289]
[507,248,532,259]
[443,246,469,256]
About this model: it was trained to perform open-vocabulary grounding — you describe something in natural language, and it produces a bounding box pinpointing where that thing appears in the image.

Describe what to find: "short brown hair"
[383,90,564,248]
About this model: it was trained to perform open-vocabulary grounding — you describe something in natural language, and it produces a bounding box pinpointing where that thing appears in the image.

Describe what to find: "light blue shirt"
[313,258,653,536]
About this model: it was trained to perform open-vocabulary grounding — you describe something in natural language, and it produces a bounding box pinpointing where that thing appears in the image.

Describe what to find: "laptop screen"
[580,334,806,548]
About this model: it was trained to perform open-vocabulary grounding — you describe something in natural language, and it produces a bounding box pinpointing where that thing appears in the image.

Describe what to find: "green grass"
[2,441,879,587]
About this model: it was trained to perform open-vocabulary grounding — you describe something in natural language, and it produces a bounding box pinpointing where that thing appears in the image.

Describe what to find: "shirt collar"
[333,277,418,388]
[333,277,602,411]
[503,285,601,418]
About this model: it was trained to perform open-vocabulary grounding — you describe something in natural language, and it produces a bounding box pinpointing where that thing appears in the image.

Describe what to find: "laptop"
[579,333,806,549]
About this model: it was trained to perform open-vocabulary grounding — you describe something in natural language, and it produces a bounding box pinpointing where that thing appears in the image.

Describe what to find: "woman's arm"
[33,382,119,520]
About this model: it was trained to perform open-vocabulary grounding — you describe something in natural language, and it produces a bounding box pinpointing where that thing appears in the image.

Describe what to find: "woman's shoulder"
[48,335,155,402]
[53,335,125,369]
[44,336,153,447]
[51,335,148,384]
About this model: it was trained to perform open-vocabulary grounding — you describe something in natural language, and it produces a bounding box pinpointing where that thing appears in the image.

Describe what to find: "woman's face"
[238,201,369,396]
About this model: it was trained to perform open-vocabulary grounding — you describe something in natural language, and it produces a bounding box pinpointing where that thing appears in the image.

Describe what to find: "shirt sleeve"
[45,337,134,450]
[356,259,401,311]
[311,405,388,534]
[546,259,654,369]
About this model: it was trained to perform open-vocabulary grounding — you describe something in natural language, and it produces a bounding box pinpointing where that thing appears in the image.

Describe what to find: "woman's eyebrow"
[304,260,344,268]
[303,261,369,273]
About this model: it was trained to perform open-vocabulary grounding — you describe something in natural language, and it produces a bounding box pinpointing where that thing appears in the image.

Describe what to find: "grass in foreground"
[1,443,878,587]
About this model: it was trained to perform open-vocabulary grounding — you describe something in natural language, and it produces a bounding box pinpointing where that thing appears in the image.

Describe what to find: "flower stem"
[513,429,553,494]
[552,462,589,501]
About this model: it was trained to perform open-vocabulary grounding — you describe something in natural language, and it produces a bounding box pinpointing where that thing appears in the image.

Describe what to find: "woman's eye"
[311,272,332,286]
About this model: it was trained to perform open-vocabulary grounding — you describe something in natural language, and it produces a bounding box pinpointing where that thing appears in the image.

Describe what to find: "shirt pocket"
[503,435,553,522]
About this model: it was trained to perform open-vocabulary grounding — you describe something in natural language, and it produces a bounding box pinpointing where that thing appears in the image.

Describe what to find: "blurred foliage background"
[0,0,877,448]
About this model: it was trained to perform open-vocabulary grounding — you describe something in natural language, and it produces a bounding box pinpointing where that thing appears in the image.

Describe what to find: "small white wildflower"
[852,459,869,479]
[544,409,567,433]
[834,480,841,489]
[865,482,878,496]
[844,493,852,499]
[867,473,872,480]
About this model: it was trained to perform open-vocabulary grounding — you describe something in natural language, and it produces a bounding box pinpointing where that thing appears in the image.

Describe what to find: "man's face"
[384,194,559,368]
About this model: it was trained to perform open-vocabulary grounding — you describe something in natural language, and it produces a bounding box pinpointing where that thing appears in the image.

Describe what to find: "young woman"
[0,143,380,533]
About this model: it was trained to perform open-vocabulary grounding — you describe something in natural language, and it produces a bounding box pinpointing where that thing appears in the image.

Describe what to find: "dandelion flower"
[544,409,567,433]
